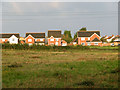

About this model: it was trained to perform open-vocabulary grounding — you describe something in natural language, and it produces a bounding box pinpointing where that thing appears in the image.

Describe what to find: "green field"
[2,48,119,88]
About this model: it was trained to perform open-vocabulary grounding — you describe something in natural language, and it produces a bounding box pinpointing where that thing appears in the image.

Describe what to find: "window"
[88,38,90,40]
[87,42,91,46]
[2,39,5,42]
[56,38,58,41]
[81,37,85,41]
[35,39,37,41]
[73,42,77,45]
[29,43,32,45]
[94,43,98,45]
[40,39,43,41]
[28,39,32,42]
[62,43,67,46]
[81,43,85,46]
[50,39,54,41]
[50,43,54,46]
[39,43,44,45]
[55,42,58,46]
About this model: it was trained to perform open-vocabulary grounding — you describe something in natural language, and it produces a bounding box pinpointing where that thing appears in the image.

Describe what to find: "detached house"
[19,37,25,44]
[61,40,67,46]
[0,33,19,44]
[77,31,102,46]
[48,30,62,46]
[113,35,120,46]
[106,35,115,42]
[25,32,45,45]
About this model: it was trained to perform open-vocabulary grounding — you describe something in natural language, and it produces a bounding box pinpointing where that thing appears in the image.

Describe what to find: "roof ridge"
[26,32,45,33]
[0,33,19,34]
[78,31,100,32]
[48,30,61,31]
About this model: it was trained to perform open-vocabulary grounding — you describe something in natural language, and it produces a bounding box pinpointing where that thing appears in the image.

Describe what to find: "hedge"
[1,43,89,50]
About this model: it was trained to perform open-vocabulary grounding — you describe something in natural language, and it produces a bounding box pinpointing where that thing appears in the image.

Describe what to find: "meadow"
[2,47,119,88]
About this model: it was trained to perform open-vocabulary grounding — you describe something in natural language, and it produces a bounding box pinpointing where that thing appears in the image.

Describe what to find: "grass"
[2,49,118,88]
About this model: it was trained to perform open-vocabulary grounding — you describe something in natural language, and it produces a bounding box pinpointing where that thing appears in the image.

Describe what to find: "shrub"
[8,63,22,68]
[75,80,94,86]
[2,43,89,50]
[111,68,120,73]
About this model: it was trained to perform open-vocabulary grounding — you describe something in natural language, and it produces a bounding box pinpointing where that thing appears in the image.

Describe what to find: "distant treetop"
[80,27,87,31]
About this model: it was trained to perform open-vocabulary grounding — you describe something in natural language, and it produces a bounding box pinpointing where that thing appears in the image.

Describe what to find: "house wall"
[62,40,67,46]
[20,40,25,44]
[114,42,120,46]
[102,43,112,46]
[25,35,35,44]
[91,42,102,46]
[78,33,101,46]
[35,38,45,42]
[0,38,8,43]
[78,37,90,46]
[9,35,19,44]
[90,33,100,41]
[48,36,61,46]
[35,38,45,45]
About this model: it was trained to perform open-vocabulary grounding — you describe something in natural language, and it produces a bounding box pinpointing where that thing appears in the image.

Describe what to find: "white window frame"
[62,43,67,46]
[81,43,85,46]
[55,42,58,45]
[2,39,5,42]
[28,39,32,42]
[40,39,43,41]
[87,42,91,46]
[88,37,90,40]
[56,38,59,41]
[35,39,37,41]
[94,43,98,45]
[81,37,85,41]
[50,39,54,41]
[50,43,54,45]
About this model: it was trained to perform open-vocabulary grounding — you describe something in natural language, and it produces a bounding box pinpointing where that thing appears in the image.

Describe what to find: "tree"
[74,32,77,39]
[62,30,73,43]
[80,27,87,31]
[73,27,87,39]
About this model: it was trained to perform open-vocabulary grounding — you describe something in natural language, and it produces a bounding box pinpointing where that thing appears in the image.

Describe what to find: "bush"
[75,80,94,86]
[8,63,22,68]
[2,43,89,50]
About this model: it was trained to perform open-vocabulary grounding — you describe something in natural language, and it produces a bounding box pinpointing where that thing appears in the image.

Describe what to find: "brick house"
[48,30,61,46]
[113,35,120,46]
[77,31,102,46]
[106,35,115,42]
[19,37,25,44]
[0,33,20,44]
[61,40,67,46]
[25,32,45,45]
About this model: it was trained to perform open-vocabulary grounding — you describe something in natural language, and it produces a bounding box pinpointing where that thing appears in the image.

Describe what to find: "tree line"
[62,27,87,43]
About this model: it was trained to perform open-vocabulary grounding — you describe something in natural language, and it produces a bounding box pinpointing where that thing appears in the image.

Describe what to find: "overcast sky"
[2,2,118,37]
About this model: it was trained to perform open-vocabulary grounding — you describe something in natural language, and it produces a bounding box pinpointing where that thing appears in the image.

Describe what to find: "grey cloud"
[2,2,118,37]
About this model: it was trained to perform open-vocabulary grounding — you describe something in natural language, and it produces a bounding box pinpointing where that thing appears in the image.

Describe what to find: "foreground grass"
[2,49,118,88]
[89,46,118,50]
